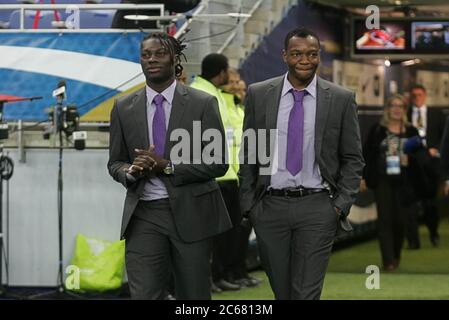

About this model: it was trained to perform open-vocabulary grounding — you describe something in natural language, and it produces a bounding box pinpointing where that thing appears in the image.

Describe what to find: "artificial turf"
[213,219,449,300]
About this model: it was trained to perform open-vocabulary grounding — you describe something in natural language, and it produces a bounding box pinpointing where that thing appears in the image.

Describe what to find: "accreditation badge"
[386,155,401,175]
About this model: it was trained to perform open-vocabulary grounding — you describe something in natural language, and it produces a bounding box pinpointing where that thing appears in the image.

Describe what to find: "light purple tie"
[152,94,166,157]
[286,89,306,176]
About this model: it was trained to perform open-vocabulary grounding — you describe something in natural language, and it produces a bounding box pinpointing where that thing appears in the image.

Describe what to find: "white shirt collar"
[145,80,177,106]
[413,105,427,113]
[281,73,317,98]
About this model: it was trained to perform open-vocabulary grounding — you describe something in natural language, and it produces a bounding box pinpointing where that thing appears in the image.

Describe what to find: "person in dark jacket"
[406,84,445,247]
[361,94,423,271]
[440,116,449,196]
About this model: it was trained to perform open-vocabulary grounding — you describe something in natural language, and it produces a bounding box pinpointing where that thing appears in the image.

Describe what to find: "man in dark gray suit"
[239,27,364,300]
[108,33,231,300]
[406,84,444,248]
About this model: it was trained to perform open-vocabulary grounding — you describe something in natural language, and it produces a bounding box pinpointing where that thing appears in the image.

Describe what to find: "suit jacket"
[440,116,449,180]
[108,83,232,242]
[238,76,365,231]
[407,106,446,149]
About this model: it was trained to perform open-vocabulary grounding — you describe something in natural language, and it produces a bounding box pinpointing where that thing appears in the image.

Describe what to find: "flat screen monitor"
[412,21,449,53]
[351,17,449,59]
[355,22,406,50]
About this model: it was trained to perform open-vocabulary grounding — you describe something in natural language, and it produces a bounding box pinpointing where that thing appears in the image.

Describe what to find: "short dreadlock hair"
[141,32,187,78]
[284,27,321,50]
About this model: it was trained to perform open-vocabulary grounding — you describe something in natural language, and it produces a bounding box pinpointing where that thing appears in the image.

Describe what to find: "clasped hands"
[126,145,169,179]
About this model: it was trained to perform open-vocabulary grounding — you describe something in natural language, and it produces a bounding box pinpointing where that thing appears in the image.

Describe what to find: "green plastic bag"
[70,234,125,292]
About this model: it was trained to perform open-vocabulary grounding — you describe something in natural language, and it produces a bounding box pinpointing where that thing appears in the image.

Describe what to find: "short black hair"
[141,32,187,78]
[411,84,426,93]
[284,27,321,50]
[200,53,229,81]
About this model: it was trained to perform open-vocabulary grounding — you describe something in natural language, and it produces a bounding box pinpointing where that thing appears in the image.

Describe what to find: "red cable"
[32,0,44,29]
[33,0,61,29]
[51,0,61,22]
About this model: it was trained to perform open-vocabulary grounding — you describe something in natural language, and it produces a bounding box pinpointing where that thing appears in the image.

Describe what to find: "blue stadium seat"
[8,9,68,29]
[80,10,114,28]
[0,10,13,25]
[8,10,33,29]
[3,0,121,29]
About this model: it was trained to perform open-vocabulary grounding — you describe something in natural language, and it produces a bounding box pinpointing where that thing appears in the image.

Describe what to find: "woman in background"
[361,94,422,271]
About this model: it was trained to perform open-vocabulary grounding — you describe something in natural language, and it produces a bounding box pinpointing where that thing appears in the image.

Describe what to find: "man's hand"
[360,179,368,193]
[135,145,169,174]
[127,146,157,178]
[334,206,342,218]
[444,181,449,197]
[429,148,440,157]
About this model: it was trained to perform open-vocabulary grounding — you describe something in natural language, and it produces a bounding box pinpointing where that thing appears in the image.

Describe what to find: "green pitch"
[213,219,449,300]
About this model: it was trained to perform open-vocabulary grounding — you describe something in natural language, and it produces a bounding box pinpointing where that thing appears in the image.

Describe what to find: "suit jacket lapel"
[315,77,331,157]
[265,76,284,131]
[132,88,149,149]
[261,76,284,188]
[165,83,187,158]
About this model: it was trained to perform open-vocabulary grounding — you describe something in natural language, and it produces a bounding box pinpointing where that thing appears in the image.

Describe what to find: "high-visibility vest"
[190,76,238,181]
[222,92,244,177]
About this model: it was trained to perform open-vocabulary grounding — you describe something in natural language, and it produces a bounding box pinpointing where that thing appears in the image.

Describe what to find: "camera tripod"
[28,100,83,300]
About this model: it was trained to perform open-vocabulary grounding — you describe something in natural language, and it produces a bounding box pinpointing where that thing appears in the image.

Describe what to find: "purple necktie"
[286,89,306,176]
[152,94,166,157]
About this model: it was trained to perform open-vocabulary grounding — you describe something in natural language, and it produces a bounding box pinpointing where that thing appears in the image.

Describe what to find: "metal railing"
[174,2,205,39]
[0,2,251,33]
[0,3,165,32]
[217,0,263,54]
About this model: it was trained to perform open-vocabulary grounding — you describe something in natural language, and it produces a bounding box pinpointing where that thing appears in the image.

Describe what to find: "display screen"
[352,18,449,57]
[353,19,408,54]
[356,22,406,50]
[412,21,449,52]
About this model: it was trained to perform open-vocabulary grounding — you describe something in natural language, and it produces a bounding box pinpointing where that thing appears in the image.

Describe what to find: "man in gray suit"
[108,33,231,300]
[239,27,364,300]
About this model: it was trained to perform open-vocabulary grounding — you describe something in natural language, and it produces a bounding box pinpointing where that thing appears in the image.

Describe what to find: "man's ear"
[221,69,227,82]
[282,49,287,63]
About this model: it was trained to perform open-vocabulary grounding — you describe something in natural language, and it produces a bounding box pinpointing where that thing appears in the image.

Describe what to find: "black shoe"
[247,276,261,286]
[164,294,176,300]
[214,279,241,291]
[233,277,260,288]
[383,264,396,272]
[211,282,223,294]
[407,244,420,250]
[232,278,249,287]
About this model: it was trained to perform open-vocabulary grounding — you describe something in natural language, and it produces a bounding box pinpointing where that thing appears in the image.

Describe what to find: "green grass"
[213,219,449,300]
[321,273,449,300]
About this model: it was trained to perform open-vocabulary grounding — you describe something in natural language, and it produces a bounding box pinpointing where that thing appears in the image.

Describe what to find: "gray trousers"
[125,199,212,300]
[250,192,338,300]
